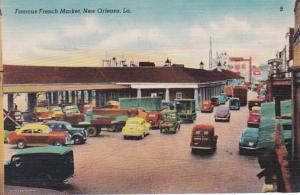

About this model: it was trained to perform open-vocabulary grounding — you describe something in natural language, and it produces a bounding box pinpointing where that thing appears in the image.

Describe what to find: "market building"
[2,65,242,112]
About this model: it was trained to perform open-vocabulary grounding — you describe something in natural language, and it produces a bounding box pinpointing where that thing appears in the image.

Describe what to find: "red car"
[190,124,218,152]
[247,110,260,127]
[201,100,214,113]
[7,124,70,149]
[146,112,163,129]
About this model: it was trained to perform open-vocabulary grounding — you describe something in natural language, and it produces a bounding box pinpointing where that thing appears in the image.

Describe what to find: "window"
[151,93,157,97]
[176,92,182,99]
[22,129,32,134]
[33,129,41,134]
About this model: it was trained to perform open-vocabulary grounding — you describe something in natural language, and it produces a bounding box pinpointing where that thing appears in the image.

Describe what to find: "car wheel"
[86,126,98,137]
[73,136,84,145]
[215,119,218,122]
[160,128,163,133]
[123,136,127,140]
[53,141,63,146]
[17,140,26,149]
[191,148,197,153]
[140,133,144,139]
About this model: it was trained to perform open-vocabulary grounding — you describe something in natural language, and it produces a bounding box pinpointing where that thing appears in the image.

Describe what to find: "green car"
[239,127,259,154]
[218,93,228,104]
[159,110,180,134]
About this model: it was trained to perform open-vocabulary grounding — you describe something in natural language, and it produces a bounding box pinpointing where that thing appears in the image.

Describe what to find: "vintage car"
[229,98,240,110]
[239,127,259,154]
[122,117,150,139]
[44,121,87,144]
[214,106,231,122]
[210,96,220,106]
[218,93,228,104]
[190,124,218,152]
[248,99,263,110]
[5,146,74,186]
[159,110,180,133]
[145,111,163,129]
[33,107,51,121]
[49,106,64,120]
[247,109,261,128]
[201,100,214,113]
[7,124,70,149]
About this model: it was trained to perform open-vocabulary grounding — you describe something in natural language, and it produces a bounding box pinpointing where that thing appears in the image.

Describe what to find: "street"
[4,92,264,194]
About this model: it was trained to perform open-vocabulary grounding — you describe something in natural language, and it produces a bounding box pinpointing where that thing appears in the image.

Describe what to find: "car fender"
[70,133,84,139]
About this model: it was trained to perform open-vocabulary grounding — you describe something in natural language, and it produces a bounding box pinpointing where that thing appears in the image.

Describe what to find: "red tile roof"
[4,65,242,85]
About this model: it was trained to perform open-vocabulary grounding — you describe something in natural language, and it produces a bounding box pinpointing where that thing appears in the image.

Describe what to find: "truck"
[233,86,248,106]
[174,99,196,123]
[73,108,137,137]
[224,86,233,97]
[119,97,163,129]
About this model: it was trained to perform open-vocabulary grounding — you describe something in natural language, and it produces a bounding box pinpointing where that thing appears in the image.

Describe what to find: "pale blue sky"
[2,0,295,68]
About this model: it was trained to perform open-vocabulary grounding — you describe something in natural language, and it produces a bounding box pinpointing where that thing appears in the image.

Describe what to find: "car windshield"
[51,107,62,112]
[35,107,48,112]
[230,99,239,104]
[163,113,176,121]
[64,123,72,129]
[126,121,139,126]
[211,97,218,102]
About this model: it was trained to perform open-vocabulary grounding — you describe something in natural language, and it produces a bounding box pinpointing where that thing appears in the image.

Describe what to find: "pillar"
[7,94,14,111]
[71,91,76,104]
[27,93,37,112]
[165,88,170,102]
[137,88,142,98]
[76,91,79,104]
[194,88,199,110]
[53,92,59,105]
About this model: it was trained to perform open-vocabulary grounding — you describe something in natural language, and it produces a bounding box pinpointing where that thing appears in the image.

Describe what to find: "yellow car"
[49,106,65,119]
[122,117,150,139]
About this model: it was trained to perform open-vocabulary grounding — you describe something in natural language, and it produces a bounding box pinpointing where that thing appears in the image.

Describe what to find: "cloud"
[62,16,106,38]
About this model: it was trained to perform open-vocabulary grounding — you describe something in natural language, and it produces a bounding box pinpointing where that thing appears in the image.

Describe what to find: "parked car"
[145,112,163,129]
[5,146,74,186]
[62,105,85,124]
[201,100,214,113]
[161,101,174,110]
[214,106,231,122]
[218,93,228,104]
[122,117,150,139]
[7,124,70,149]
[229,98,240,110]
[210,96,220,106]
[44,121,87,144]
[49,106,64,120]
[33,107,51,121]
[247,109,261,128]
[239,127,259,154]
[190,124,218,152]
[159,110,180,134]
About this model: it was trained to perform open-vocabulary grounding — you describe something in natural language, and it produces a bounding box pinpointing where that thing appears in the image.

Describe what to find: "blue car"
[229,98,240,110]
[239,127,259,154]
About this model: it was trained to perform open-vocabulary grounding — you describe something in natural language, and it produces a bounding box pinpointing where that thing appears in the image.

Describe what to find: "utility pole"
[209,36,212,70]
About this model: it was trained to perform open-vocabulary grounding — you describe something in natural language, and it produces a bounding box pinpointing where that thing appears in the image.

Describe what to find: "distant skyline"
[3,0,295,68]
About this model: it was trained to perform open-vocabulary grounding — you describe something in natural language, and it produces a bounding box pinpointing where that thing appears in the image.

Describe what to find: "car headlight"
[248,142,254,146]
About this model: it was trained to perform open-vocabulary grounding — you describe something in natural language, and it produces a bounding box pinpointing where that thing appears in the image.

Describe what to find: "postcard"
[1,0,299,194]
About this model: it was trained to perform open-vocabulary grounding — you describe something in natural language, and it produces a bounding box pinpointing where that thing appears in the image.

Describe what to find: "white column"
[194,88,199,109]
[165,88,170,102]
[137,88,142,98]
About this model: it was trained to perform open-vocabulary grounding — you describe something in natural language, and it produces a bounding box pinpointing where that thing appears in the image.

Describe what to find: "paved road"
[4,91,264,194]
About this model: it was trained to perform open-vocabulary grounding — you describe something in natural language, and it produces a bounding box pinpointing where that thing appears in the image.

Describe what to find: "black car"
[45,121,87,144]
[5,146,74,187]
